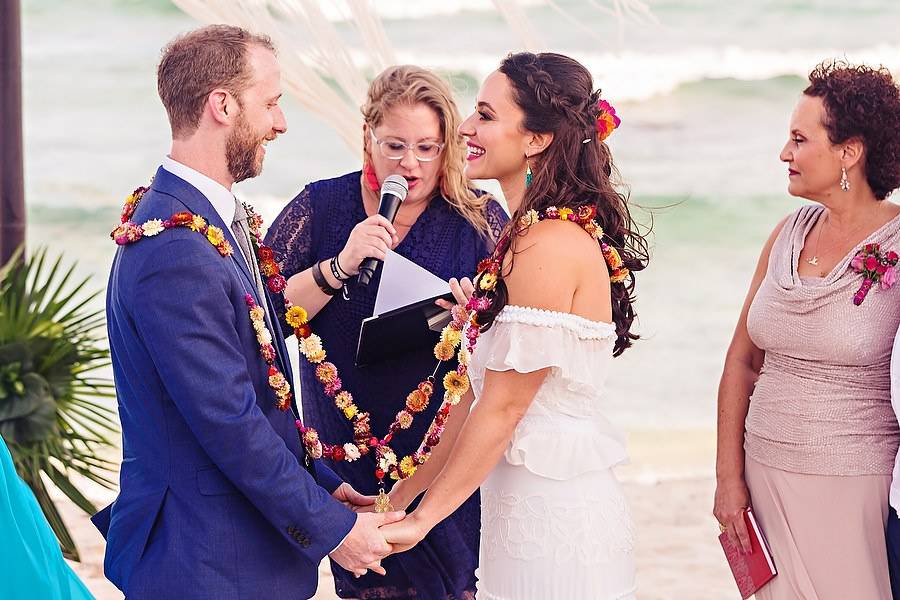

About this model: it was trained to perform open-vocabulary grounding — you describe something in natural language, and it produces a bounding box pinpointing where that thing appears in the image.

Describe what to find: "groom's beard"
[226,115,265,183]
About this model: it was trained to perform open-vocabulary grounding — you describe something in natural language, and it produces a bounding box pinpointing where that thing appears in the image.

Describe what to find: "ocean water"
[20,0,900,429]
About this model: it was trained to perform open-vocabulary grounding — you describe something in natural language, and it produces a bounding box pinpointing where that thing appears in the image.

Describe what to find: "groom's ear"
[207,88,234,126]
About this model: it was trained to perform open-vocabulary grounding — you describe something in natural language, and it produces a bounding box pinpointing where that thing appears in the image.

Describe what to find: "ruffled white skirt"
[476,459,636,600]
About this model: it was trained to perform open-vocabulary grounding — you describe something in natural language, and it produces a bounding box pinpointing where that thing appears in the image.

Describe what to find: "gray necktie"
[231,198,268,305]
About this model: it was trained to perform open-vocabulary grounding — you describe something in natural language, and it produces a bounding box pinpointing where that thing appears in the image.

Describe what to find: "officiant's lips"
[402,176,421,189]
[466,142,485,161]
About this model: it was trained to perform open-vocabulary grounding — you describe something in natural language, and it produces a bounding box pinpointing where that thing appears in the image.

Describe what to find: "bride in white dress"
[382,52,649,599]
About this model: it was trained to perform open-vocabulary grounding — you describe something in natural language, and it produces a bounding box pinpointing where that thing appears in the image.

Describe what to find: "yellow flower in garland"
[285,305,308,328]
[343,405,358,420]
[479,272,497,291]
[434,340,455,361]
[206,225,225,247]
[443,371,470,397]
[519,209,539,228]
[189,215,207,232]
[217,240,233,257]
[604,245,623,269]
[558,207,574,221]
[306,349,326,363]
[584,221,604,240]
[399,456,417,477]
[441,327,462,347]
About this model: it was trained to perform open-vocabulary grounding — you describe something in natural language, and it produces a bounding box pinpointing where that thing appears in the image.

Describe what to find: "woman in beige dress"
[714,61,900,599]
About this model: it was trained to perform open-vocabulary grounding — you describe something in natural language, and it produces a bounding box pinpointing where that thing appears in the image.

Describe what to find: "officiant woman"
[265,65,507,599]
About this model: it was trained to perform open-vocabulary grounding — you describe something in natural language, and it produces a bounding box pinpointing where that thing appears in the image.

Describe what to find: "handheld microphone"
[357,174,409,286]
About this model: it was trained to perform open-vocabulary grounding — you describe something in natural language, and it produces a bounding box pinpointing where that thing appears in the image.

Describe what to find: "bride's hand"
[435,277,475,311]
[380,514,429,555]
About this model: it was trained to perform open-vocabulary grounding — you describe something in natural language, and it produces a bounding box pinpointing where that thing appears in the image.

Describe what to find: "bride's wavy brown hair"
[478,52,649,356]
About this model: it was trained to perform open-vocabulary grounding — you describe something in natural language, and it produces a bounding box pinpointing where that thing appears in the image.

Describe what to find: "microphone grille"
[381,174,409,201]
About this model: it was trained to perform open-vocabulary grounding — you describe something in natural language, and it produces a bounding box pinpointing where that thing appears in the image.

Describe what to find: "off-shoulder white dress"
[467,306,636,599]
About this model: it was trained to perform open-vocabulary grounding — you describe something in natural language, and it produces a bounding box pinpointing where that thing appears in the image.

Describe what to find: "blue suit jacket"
[93,167,356,599]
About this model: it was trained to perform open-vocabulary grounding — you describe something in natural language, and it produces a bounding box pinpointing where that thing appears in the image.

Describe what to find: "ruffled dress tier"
[468,306,636,600]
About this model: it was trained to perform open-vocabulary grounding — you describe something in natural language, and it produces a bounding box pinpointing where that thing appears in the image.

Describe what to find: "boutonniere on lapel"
[110,184,234,257]
[849,243,898,305]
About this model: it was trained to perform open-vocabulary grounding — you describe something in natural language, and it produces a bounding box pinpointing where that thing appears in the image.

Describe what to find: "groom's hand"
[329,511,405,577]
[332,482,377,512]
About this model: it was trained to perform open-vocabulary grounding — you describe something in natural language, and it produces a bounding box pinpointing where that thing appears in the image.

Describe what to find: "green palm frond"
[0,247,118,561]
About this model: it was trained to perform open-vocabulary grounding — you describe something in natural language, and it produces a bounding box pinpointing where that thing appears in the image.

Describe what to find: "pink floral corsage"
[850,243,899,305]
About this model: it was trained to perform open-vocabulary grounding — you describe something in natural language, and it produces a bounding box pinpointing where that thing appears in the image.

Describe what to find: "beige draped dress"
[744,204,900,599]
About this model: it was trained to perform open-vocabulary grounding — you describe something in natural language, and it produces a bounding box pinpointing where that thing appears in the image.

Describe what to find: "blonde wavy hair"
[361,65,494,240]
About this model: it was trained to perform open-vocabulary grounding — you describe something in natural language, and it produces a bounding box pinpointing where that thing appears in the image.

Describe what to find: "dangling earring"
[524,159,533,188]
[840,166,850,192]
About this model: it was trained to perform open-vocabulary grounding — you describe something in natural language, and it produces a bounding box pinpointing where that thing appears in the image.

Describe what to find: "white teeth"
[467,146,485,157]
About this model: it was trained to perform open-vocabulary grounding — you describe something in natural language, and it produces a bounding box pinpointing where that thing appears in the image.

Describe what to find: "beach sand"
[63,429,739,599]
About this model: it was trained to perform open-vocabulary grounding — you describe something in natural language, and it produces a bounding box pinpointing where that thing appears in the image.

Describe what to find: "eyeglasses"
[370,130,444,162]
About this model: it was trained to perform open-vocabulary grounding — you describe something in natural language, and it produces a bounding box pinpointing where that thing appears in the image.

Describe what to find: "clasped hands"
[328,483,429,578]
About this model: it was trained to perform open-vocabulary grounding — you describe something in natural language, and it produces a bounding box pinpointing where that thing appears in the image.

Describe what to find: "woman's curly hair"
[476,52,650,356]
[804,60,900,200]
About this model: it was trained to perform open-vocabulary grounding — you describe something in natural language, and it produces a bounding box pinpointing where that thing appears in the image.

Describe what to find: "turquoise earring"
[525,160,533,188]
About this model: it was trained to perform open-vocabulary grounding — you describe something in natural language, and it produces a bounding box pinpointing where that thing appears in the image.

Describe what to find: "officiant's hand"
[332,482,377,511]
[330,510,405,577]
[435,277,474,311]
[337,215,399,276]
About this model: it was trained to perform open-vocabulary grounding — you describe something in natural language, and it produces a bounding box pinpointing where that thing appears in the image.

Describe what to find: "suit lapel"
[150,168,260,304]
[150,167,293,381]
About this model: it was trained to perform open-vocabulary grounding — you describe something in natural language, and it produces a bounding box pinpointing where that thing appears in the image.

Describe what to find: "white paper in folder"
[373,250,450,316]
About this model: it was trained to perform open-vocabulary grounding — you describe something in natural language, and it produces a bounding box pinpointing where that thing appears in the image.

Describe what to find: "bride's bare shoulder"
[503,219,600,310]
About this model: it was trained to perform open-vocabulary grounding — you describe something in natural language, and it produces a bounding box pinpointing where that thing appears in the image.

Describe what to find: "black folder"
[355,293,454,367]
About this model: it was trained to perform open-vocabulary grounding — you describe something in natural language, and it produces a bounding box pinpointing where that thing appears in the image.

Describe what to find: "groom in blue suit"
[93,25,403,598]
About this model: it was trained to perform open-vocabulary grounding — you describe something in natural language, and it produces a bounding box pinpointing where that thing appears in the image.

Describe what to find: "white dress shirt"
[161,156,236,227]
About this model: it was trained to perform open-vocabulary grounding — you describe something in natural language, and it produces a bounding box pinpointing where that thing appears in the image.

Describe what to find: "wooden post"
[0,0,26,263]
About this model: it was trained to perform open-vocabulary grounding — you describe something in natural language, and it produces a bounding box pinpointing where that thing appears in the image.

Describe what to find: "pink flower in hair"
[596,99,621,142]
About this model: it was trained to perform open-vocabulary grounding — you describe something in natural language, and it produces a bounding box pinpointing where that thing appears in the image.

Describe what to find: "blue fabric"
[0,435,94,599]
[888,506,900,599]
[95,167,356,599]
[265,171,509,599]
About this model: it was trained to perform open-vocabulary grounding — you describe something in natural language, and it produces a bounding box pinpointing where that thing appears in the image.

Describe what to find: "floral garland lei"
[111,182,623,511]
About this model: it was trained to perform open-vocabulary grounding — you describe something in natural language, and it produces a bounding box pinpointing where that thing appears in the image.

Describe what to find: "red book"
[718,508,777,599]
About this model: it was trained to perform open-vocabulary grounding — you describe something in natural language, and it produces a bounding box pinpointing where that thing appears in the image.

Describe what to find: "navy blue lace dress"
[265,171,508,600]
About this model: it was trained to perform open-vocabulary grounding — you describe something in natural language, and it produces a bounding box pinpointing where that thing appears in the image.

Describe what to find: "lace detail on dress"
[479,485,635,565]
[496,305,616,340]
[485,197,509,249]
[263,186,314,326]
